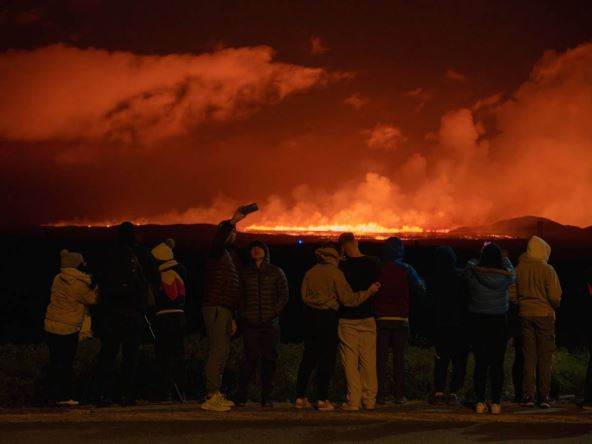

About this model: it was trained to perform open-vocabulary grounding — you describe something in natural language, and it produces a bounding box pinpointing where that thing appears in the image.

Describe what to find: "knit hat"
[60,249,85,269]
[152,242,174,262]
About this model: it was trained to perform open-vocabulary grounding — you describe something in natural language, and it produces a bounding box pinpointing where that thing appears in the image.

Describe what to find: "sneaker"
[219,394,235,407]
[376,397,387,406]
[362,400,376,410]
[317,400,335,411]
[261,399,273,408]
[431,392,446,405]
[341,401,360,411]
[540,397,553,409]
[56,399,79,407]
[579,402,592,412]
[490,403,502,415]
[394,397,407,405]
[295,398,312,409]
[447,393,460,406]
[234,398,247,407]
[521,396,535,408]
[201,393,231,412]
[475,402,487,414]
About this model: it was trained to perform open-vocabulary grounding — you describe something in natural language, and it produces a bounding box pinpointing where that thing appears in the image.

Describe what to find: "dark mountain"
[450,216,589,239]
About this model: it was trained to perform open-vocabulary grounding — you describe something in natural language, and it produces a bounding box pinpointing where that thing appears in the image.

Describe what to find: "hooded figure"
[516,236,562,318]
[44,249,98,405]
[236,241,289,407]
[429,246,469,404]
[516,236,562,408]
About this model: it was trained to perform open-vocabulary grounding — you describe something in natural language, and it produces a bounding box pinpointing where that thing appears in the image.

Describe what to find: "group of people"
[43,207,592,414]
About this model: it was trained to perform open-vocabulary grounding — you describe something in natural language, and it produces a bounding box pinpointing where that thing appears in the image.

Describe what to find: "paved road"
[1,401,592,443]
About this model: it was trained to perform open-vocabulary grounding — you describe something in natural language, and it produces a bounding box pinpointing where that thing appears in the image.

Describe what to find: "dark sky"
[1,0,592,229]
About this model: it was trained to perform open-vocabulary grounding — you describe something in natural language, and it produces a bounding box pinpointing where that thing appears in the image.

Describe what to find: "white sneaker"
[317,400,335,411]
[201,393,231,412]
[490,403,502,415]
[475,402,486,414]
[295,398,312,409]
[56,399,79,407]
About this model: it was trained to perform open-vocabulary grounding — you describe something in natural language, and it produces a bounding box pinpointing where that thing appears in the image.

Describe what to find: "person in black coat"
[235,241,289,407]
[94,221,160,406]
[430,246,469,405]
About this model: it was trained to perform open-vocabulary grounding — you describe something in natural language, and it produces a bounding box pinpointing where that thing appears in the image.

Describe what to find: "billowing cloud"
[0,44,329,143]
[365,123,406,151]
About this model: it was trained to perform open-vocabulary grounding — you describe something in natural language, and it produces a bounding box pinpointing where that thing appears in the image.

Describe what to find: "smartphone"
[239,203,259,215]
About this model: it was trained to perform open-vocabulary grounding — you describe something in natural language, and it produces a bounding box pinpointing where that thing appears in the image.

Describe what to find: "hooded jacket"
[516,236,562,318]
[464,256,515,315]
[45,267,98,335]
[203,220,242,310]
[373,237,425,320]
[240,241,289,325]
[430,246,467,328]
[301,246,372,311]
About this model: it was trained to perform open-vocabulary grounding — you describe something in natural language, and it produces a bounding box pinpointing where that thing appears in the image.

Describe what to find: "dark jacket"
[239,242,289,326]
[464,257,516,315]
[203,221,241,310]
[374,238,425,319]
[430,246,466,328]
[99,241,160,317]
[339,255,381,319]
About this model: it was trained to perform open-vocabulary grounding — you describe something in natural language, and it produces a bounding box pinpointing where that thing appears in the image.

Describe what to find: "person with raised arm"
[201,206,255,411]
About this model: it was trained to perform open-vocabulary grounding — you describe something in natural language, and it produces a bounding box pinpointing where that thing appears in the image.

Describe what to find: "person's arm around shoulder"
[334,268,380,307]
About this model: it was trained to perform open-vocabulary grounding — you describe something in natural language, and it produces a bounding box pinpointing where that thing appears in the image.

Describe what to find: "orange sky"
[1,1,591,229]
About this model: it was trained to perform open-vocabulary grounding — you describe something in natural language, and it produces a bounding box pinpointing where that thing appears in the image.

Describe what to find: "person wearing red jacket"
[374,237,425,404]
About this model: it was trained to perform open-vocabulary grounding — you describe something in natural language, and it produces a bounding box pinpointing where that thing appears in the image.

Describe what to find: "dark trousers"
[237,322,279,402]
[511,334,525,402]
[521,316,555,400]
[154,312,186,398]
[470,313,508,404]
[433,326,468,394]
[584,340,592,404]
[95,314,143,401]
[376,320,409,400]
[46,332,79,401]
[296,307,338,401]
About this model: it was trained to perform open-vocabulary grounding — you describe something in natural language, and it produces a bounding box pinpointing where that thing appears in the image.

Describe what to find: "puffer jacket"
[240,243,289,325]
[301,246,372,311]
[464,257,515,315]
[516,236,562,318]
[203,220,241,310]
[45,267,98,335]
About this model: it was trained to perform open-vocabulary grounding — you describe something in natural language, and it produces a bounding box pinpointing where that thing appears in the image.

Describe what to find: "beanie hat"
[152,242,174,262]
[165,238,175,249]
[60,249,85,269]
[338,232,356,248]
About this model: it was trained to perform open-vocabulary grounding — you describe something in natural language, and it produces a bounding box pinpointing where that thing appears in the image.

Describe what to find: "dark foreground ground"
[2,401,592,443]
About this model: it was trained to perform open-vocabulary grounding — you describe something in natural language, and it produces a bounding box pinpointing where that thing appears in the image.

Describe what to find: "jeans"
[338,317,377,407]
[521,316,555,400]
[237,322,279,402]
[470,313,508,404]
[46,332,79,401]
[202,306,233,394]
[95,314,144,401]
[433,326,468,394]
[296,307,338,401]
[376,319,409,400]
[154,312,186,398]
